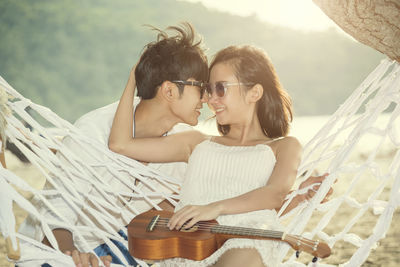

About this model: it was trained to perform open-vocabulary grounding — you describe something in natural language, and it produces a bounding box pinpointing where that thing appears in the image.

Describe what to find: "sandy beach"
[1,147,399,267]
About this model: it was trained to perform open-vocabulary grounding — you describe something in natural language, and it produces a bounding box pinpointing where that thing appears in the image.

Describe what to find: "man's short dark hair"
[135,22,208,99]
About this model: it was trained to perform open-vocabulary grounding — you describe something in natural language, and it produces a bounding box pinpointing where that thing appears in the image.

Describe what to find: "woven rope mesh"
[0,58,399,266]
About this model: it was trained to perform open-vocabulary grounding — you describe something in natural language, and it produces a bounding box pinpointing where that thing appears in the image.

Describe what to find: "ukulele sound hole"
[180,225,199,232]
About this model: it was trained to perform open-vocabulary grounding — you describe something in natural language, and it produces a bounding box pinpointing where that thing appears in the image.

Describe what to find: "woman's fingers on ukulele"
[168,205,195,230]
[185,216,201,229]
[176,208,200,230]
[177,204,218,230]
[168,207,183,229]
[175,206,202,230]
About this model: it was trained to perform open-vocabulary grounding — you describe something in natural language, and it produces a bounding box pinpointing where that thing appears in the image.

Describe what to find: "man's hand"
[43,230,112,267]
[299,173,333,202]
[65,250,112,267]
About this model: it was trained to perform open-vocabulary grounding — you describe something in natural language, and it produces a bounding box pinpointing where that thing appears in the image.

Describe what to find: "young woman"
[109,45,302,267]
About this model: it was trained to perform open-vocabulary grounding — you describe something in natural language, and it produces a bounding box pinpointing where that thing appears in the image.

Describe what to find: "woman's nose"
[206,91,220,104]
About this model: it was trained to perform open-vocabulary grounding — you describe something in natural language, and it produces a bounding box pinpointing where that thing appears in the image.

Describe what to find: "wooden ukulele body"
[127,210,331,261]
[128,210,222,260]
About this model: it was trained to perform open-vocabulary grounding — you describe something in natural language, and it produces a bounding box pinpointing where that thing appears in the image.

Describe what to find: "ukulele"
[128,210,331,261]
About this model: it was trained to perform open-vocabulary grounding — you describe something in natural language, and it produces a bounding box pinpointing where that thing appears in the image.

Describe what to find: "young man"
[34,22,209,267]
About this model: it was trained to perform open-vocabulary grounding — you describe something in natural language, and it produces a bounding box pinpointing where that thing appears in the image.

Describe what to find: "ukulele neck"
[210,225,283,240]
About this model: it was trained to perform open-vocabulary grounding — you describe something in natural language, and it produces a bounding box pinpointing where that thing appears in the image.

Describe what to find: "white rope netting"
[0,76,184,266]
[279,58,400,266]
[0,58,399,266]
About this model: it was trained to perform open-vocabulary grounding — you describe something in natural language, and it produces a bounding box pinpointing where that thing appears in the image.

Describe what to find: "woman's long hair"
[209,45,292,138]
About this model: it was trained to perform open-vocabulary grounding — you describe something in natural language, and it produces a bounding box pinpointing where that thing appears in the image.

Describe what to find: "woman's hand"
[127,63,138,93]
[167,203,223,231]
[65,250,111,267]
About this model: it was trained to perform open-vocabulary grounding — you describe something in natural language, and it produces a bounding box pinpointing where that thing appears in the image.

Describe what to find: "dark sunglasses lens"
[216,82,225,97]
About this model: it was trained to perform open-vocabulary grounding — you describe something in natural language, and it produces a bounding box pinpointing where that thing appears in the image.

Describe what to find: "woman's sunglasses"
[205,82,254,98]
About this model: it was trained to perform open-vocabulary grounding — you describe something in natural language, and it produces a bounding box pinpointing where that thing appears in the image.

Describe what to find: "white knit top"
[178,139,276,208]
[162,140,286,267]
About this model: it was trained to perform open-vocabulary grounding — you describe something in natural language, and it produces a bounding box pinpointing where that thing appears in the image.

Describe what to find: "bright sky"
[182,0,340,32]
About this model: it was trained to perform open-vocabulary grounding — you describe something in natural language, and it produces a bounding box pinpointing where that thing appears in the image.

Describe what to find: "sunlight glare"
[181,0,339,32]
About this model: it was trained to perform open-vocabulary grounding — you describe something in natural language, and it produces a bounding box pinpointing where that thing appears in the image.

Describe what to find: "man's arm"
[278,173,332,216]
[42,228,76,252]
[42,227,111,267]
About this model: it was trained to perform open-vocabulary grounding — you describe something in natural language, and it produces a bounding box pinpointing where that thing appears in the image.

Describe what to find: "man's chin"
[186,117,198,126]
[188,120,198,126]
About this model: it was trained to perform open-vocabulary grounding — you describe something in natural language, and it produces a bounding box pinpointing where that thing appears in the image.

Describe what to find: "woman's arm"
[108,66,136,154]
[168,136,302,230]
[108,67,206,163]
[111,129,206,163]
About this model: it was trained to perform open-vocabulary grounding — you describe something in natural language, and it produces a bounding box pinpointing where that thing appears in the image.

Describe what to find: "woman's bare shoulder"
[274,136,302,152]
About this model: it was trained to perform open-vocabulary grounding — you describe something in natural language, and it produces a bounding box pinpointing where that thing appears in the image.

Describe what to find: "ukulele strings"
[151,217,319,251]
[154,218,281,238]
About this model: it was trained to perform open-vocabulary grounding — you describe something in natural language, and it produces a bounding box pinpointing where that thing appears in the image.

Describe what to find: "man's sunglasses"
[205,82,254,98]
[171,80,207,99]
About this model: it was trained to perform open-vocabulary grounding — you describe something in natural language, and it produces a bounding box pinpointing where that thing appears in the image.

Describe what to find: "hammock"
[1,57,399,267]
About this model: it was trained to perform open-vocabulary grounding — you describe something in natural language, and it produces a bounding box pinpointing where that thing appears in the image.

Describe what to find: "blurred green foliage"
[0,0,384,122]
